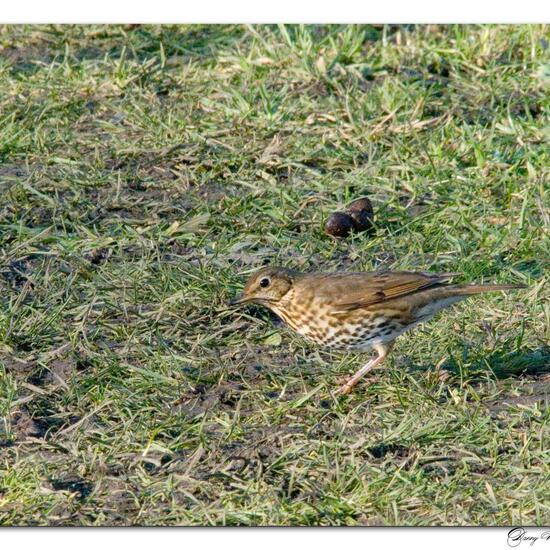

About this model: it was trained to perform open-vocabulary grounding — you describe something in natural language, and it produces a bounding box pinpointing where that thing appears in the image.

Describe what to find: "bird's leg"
[336,343,394,395]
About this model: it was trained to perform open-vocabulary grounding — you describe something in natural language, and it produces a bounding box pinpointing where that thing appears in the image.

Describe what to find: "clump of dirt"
[9,407,41,440]
[0,164,28,178]
[44,358,76,385]
[176,380,246,419]
[0,356,34,378]
[367,442,410,459]
[50,477,94,501]
[0,258,34,291]
[487,375,550,413]
[84,247,111,266]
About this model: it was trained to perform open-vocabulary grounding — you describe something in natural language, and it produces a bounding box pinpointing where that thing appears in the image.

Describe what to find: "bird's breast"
[271,300,405,350]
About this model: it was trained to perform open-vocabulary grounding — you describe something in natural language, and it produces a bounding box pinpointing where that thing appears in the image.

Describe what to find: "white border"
[0,527,530,550]
[1,4,548,548]
[1,0,550,23]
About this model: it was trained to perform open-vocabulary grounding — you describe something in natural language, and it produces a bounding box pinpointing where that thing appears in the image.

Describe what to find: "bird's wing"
[313,271,458,312]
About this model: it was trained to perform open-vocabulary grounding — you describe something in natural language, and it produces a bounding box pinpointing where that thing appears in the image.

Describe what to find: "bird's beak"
[229,294,249,306]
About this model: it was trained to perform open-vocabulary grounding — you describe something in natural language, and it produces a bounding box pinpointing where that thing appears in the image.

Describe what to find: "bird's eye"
[259,277,270,288]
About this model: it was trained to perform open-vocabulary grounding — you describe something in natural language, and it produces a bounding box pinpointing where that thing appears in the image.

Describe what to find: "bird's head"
[230,266,296,308]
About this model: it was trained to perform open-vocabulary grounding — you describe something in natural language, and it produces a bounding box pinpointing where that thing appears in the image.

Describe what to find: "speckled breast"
[271,300,404,350]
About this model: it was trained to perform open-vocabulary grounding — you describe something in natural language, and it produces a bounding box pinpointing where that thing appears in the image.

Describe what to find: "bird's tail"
[411,282,526,323]
[445,283,526,296]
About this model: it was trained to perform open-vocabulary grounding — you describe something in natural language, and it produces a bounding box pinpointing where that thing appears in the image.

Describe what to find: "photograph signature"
[508,529,550,547]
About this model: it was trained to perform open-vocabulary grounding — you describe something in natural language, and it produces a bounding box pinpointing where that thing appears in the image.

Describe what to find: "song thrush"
[230,267,525,394]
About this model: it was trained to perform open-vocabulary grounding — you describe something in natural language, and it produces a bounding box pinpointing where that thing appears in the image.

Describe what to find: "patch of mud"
[0,164,28,179]
[85,186,194,223]
[49,477,93,501]
[175,380,246,419]
[0,258,35,291]
[1,45,54,75]
[9,407,42,440]
[0,355,35,378]
[83,247,111,266]
[43,358,76,386]
[487,375,550,413]
[367,442,410,459]
[4,351,75,388]
[421,458,459,477]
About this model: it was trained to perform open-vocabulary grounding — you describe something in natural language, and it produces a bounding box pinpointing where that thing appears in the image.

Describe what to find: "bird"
[230,267,525,395]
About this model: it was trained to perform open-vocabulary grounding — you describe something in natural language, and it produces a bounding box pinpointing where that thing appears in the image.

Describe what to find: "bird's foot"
[336,375,378,395]
[336,383,353,395]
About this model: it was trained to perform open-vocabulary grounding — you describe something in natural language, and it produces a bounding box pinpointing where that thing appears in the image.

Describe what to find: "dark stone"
[325,212,355,238]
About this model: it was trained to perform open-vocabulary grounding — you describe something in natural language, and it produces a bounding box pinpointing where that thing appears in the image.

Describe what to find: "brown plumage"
[230,267,525,394]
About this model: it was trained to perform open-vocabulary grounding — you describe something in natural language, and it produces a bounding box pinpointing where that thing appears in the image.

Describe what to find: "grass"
[0,24,549,526]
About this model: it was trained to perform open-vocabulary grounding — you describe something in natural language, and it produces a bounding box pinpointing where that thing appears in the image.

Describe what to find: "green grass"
[0,24,549,526]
